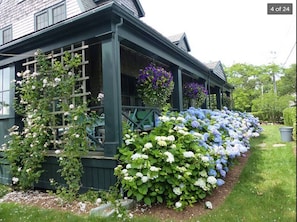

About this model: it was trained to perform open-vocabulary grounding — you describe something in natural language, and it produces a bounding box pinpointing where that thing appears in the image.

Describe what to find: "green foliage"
[283,107,296,140]
[224,63,295,112]
[0,184,11,198]
[198,125,296,222]
[277,64,296,96]
[283,107,296,126]
[115,115,214,210]
[252,92,292,123]
[115,108,262,211]
[4,50,94,200]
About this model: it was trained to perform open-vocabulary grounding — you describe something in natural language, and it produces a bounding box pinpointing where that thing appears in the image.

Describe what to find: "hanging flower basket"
[137,63,174,108]
[183,82,208,108]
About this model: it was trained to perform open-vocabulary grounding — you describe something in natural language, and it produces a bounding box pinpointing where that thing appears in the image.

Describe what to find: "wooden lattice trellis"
[22,41,90,149]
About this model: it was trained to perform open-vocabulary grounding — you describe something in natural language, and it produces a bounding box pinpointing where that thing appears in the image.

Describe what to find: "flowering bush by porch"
[115,107,262,210]
[3,51,96,200]
[136,63,174,108]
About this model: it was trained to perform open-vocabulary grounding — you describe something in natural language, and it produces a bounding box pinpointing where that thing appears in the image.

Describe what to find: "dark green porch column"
[102,35,122,157]
[216,87,222,110]
[172,66,183,111]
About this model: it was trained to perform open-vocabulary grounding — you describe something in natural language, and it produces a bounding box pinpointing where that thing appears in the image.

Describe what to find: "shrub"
[115,107,262,210]
[283,107,296,126]
[283,107,296,141]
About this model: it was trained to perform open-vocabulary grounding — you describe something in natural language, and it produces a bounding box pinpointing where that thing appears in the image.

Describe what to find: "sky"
[139,0,296,67]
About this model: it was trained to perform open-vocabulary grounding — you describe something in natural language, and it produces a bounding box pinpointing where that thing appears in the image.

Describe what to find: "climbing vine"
[5,50,94,200]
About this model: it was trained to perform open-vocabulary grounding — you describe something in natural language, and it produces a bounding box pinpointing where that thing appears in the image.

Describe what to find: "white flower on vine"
[12,177,19,184]
[97,92,104,102]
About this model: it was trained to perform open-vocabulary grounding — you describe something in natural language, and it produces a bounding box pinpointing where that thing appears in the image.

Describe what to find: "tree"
[252,92,292,123]
[225,64,272,112]
[277,64,296,97]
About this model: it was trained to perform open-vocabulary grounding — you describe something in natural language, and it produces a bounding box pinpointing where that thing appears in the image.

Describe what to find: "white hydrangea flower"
[150,166,160,172]
[207,176,217,185]
[144,142,153,149]
[194,178,207,190]
[183,151,195,158]
[159,116,170,122]
[173,187,182,195]
[157,140,167,147]
[166,135,175,142]
[175,201,182,208]
[199,170,208,177]
[201,156,209,162]
[176,116,185,122]
[136,172,143,178]
[141,176,149,183]
[124,176,133,181]
[164,151,174,163]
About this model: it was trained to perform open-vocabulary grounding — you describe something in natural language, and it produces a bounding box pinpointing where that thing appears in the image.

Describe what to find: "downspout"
[115,17,124,37]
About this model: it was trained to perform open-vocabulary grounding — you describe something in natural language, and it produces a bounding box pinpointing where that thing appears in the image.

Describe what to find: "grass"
[196,125,296,222]
[0,125,296,222]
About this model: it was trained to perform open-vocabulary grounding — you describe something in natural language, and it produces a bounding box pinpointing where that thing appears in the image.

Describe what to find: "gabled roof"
[205,61,226,81]
[79,0,97,11]
[93,0,144,18]
[167,32,191,52]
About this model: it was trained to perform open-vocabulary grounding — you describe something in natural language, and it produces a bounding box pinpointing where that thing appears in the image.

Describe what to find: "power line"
[282,42,296,67]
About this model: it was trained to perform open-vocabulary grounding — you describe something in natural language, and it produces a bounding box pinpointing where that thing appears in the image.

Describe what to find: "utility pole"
[270,51,277,95]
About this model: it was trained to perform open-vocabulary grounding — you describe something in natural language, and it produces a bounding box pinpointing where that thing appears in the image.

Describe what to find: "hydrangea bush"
[137,63,174,108]
[115,107,262,210]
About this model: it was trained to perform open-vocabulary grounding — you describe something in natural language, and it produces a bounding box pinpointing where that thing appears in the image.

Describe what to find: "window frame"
[34,1,66,31]
[0,66,14,118]
[0,26,13,45]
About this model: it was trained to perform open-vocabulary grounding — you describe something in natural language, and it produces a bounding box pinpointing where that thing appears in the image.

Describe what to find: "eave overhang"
[0,1,220,88]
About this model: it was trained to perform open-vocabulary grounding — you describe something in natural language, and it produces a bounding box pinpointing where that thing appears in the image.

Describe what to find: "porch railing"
[122,106,161,131]
[88,106,161,150]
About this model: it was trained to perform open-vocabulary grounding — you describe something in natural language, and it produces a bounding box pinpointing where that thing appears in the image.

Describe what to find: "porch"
[0,3,233,190]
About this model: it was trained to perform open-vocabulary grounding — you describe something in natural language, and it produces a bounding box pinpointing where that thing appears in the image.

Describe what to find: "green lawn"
[196,125,296,222]
[0,125,296,222]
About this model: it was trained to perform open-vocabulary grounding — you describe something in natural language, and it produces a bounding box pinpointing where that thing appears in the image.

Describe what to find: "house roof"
[205,61,226,81]
[93,0,144,17]
[167,32,191,52]
[0,1,233,91]
[79,0,97,11]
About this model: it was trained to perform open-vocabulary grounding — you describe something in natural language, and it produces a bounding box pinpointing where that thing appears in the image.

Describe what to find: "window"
[53,4,66,24]
[36,11,49,30]
[35,1,66,31]
[0,26,12,45]
[0,67,12,117]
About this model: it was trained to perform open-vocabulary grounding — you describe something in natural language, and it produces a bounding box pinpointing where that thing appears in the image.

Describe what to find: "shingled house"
[0,0,233,190]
